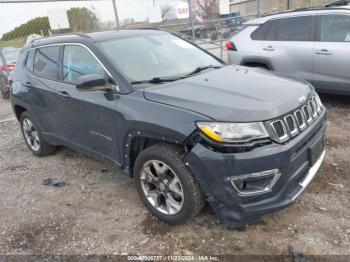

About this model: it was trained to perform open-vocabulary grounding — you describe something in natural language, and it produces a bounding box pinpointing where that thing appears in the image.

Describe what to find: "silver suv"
[227,6,350,95]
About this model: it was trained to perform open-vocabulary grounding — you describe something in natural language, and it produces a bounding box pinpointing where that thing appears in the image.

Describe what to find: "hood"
[143,65,312,122]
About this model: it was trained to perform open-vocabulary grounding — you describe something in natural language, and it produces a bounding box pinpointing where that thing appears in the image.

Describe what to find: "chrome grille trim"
[271,119,289,142]
[303,105,313,124]
[270,95,324,143]
[284,115,298,137]
[313,96,321,113]
[309,100,317,118]
[294,109,307,131]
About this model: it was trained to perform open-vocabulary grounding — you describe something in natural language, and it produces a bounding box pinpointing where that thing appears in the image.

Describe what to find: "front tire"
[134,143,205,224]
[20,111,56,156]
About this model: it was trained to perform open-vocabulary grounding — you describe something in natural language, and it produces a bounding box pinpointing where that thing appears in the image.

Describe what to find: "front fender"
[115,90,212,172]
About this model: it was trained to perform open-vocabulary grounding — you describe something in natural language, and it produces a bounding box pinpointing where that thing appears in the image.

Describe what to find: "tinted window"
[274,16,312,41]
[320,15,350,42]
[33,46,59,80]
[26,50,35,72]
[266,20,278,40]
[251,21,271,40]
[63,45,106,82]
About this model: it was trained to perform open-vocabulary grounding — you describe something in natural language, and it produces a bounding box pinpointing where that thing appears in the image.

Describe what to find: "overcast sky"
[0,0,176,38]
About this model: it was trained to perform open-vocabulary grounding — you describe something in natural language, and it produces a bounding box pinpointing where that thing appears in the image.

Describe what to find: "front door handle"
[57,90,71,98]
[263,46,275,51]
[316,49,332,55]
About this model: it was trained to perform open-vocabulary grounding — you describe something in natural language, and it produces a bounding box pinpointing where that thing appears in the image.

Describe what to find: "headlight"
[196,122,269,143]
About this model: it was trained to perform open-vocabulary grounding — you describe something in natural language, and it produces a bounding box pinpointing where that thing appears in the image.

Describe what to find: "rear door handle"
[316,49,332,55]
[57,90,71,98]
[263,46,275,51]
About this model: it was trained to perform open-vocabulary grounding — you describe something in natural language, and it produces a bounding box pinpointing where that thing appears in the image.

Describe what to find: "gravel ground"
[0,95,349,257]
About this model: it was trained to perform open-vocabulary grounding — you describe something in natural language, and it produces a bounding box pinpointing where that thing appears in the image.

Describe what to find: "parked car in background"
[210,12,246,40]
[11,30,326,228]
[227,7,350,95]
[0,47,21,99]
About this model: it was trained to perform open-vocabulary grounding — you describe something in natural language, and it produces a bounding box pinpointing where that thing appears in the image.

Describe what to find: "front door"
[55,44,121,163]
[313,14,350,93]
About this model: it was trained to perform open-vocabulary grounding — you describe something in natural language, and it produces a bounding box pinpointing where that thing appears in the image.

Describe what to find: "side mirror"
[76,74,114,91]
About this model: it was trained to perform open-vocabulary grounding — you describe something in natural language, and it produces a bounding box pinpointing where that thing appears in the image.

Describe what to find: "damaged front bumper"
[185,111,327,228]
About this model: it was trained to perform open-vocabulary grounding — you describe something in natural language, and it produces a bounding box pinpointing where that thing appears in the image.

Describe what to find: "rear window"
[251,21,271,40]
[33,46,59,80]
[252,16,313,41]
[274,16,313,41]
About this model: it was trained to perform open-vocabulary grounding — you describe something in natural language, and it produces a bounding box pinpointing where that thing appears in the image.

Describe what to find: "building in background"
[229,0,331,17]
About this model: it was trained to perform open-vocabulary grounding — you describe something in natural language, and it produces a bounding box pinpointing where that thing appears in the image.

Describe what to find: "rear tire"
[134,143,205,224]
[20,111,56,156]
[0,75,10,99]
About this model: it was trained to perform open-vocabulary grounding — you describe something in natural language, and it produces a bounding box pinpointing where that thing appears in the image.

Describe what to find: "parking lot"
[0,94,349,257]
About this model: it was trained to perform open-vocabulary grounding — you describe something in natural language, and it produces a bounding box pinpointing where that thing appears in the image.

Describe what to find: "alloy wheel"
[22,118,40,151]
[140,160,184,215]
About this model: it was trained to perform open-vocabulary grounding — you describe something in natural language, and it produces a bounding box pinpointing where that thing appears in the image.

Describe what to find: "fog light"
[229,169,281,197]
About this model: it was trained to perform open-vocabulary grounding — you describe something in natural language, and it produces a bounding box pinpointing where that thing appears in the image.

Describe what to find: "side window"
[33,46,59,80]
[319,15,350,42]
[251,21,271,40]
[26,50,35,72]
[274,16,313,41]
[63,45,106,83]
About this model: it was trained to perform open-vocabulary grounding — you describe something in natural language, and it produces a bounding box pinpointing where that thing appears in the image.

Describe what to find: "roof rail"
[128,27,161,31]
[326,0,350,7]
[29,32,92,45]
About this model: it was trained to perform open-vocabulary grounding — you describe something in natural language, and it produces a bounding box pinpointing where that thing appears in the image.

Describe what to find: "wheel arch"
[121,129,196,176]
[241,58,274,70]
[14,104,27,121]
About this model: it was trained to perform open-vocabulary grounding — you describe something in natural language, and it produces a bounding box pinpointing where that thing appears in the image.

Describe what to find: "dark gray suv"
[11,30,326,228]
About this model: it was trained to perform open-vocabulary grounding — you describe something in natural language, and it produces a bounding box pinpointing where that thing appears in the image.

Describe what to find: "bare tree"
[161,4,174,19]
[191,0,219,19]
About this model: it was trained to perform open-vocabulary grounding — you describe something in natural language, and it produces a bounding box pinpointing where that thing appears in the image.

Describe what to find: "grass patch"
[0,38,25,48]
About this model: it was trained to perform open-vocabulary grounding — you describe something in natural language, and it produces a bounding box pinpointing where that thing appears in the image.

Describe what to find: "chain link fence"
[0,0,118,99]
[0,0,334,99]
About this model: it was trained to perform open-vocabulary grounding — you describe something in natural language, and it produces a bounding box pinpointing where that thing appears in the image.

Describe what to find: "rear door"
[261,15,315,82]
[313,14,350,93]
[55,44,121,162]
[26,46,61,134]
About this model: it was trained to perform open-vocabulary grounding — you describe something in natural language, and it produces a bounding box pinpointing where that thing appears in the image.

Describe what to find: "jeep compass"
[11,30,326,228]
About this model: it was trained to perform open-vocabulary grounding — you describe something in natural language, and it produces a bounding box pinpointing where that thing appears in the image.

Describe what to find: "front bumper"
[185,111,327,228]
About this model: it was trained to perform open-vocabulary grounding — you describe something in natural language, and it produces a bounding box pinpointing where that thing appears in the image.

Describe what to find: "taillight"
[0,63,15,72]
[7,63,16,72]
[226,41,237,51]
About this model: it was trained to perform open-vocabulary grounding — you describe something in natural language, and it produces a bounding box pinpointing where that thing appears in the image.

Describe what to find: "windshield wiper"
[185,65,222,77]
[131,77,182,85]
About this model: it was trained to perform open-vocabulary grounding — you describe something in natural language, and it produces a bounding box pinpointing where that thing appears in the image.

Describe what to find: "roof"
[245,7,350,25]
[25,29,165,49]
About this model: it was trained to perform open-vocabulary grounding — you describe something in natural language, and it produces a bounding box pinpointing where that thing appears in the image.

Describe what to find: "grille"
[270,94,324,143]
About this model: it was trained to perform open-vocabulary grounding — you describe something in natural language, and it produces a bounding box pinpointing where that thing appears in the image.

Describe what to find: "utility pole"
[112,0,120,29]
[256,0,260,17]
[187,0,196,43]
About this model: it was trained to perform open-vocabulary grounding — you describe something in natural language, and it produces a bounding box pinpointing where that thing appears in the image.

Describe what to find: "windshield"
[98,33,222,82]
